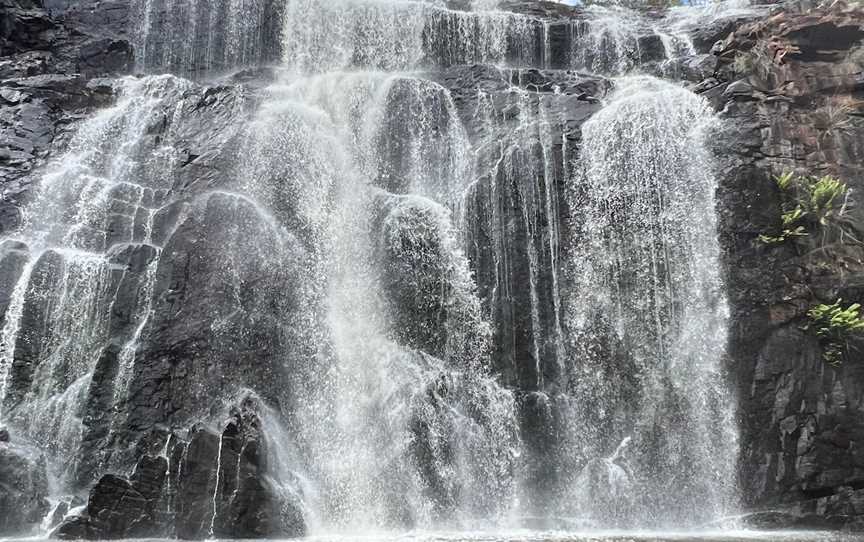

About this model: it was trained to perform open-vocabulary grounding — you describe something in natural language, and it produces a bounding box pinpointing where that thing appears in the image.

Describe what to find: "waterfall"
[280,0,546,74]
[133,0,278,75]
[0,0,751,536]
[564,75,738,526]
[244,66,520,531]
[0,75,201,482]
[571,5,645,75]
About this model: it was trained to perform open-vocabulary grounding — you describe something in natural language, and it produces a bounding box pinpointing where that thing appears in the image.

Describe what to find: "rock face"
[55,398,305,539]
[695,1,864,527]
[0,437,50,535]
[3,0,864,536]
[0,0,130,234]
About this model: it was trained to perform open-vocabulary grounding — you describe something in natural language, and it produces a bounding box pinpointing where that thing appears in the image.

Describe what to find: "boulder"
[373,194,488,366]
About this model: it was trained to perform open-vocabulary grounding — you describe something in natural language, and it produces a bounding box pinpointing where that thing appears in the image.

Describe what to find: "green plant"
[807,298,864,363]
[781,207,805,226]
[807,175,847,223]
[758,226,806,245]
[759,172,851,245]
[775,171,795,191]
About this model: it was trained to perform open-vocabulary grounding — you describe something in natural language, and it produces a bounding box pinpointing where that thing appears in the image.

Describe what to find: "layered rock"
[55,398,305,539]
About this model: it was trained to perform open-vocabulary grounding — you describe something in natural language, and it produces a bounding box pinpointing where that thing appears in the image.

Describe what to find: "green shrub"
[759,172,850,245]
[807,298,864,363]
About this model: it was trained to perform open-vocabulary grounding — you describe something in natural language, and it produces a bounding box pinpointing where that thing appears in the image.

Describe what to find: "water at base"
[300,533,863,542]
[1,530,858,542]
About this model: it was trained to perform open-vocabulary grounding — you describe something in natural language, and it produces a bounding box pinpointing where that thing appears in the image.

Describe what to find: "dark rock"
[637,33,666,64]
[373,194,487,365]
[0,240,29,324]
[53,467,166,539]
[0,442,50,535]
[0,50,52,79]
[3,0,864,535]
[434,63,606,389]
[723,78,755,99]
[712,0,864,520]
[0,427,8,442]
[2,249,65,413]
[123,192,306,438]
[174,426,220,539]
[53,515,99,539]
[662,53,719,82]
[61,400,306,539]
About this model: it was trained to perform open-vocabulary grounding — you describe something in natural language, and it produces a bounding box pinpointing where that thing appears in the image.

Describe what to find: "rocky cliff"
[707,0,864,528]
[1,0,864,537]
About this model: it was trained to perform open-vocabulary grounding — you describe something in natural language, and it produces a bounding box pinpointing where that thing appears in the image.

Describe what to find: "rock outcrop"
[698,0,864,528]
[55,398,305,539]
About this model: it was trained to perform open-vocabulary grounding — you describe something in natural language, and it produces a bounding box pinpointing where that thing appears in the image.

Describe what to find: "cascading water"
[280,0,546,73]
[563,75,738,526]
[571,5,645,75]
[0,75,199,482]
[0,0,753,537]
[245,66,521,530]
[134,0,280,74]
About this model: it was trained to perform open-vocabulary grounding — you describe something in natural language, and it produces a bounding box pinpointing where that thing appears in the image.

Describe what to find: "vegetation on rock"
[807,299,864,363]
[759,172,853,245]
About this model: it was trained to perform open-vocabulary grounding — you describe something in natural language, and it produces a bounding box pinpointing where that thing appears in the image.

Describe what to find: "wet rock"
[723,78,755,99]
[124,193,306,437]
[173,425,220,538]
[53,472,155,540]
[3,0,864,534]
[216,400,306,538]
[0,240,29,324]
[53,515,99,539]
[0,441,50,535]
[730,504,862,531]
[373,194,488,366]
[663,53,719,82]
[710,0,864,520]
[434,63,606,389]
[637,34,666,64]
[60,400,305,539]
[1,249,65,413]
[47,500,70,530]
[0,74,117,235]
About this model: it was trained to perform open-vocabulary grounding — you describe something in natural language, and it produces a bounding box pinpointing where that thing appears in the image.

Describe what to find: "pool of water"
[297,531,860,542]
[3,530,861,542]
